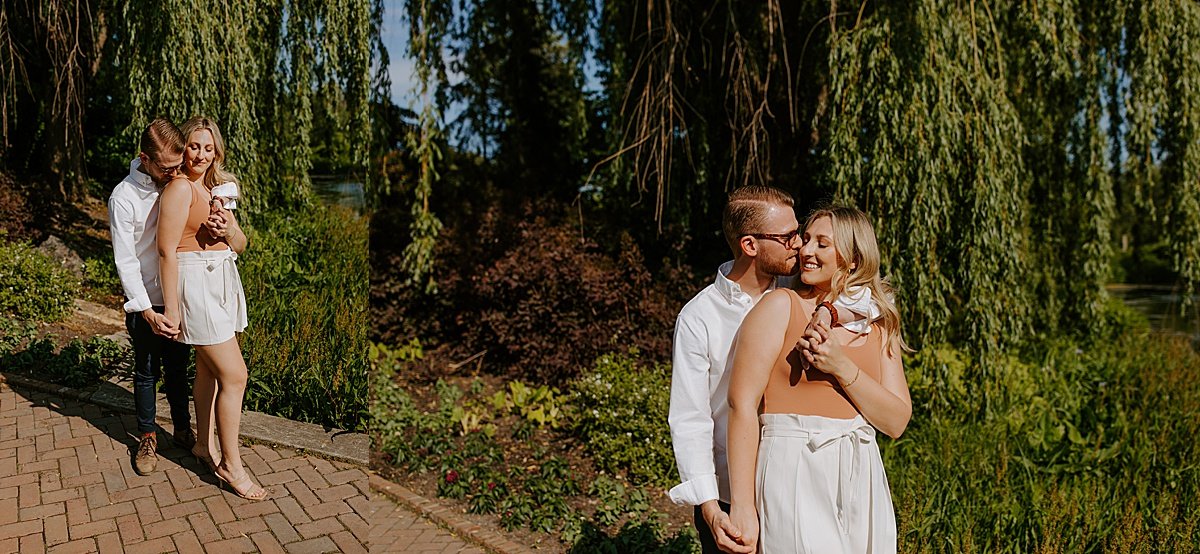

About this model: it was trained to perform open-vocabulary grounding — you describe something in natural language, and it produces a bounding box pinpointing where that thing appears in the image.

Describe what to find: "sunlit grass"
[237,204,368,431]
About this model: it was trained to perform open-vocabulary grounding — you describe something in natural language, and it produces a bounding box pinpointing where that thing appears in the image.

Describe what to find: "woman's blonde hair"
[801,205,911,356]
[178,116,238,192]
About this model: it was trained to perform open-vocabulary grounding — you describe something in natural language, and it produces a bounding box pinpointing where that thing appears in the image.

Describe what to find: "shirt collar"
[713,260,779,306]
[126,158,158,191]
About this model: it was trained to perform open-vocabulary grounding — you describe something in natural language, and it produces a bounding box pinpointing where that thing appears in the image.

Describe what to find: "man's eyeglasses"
[744,228,801,247]
[145,156,184,176]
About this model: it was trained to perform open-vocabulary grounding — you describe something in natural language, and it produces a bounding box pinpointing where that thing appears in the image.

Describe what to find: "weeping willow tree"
[117,0,374,218]
[0,0,106,200]
[598,0,1200,363]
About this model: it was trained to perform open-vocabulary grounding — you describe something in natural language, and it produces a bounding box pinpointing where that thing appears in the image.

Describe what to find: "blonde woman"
[157,116,268,500]
[727,206,911,552]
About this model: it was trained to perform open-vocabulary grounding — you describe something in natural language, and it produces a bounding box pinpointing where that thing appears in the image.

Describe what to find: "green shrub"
[0,332,127,388]
[237,205,368,431]
[568,352,676,487]
[82,254,122,297]
[0,318,38,354]
[0,241,80,321]
[885,301,1200,552]
[567,520,698,554]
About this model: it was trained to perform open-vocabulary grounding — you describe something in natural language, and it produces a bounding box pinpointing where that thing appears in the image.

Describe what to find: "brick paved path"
[369,495,483,554]
[0,382,370,553]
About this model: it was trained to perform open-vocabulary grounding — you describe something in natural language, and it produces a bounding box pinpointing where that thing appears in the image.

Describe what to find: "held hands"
[142,310,180,340]
[795,321,855,382]
[203,200,230,239]
[701,501,751,554]
[796,304,834,370]
[723,505,759,553]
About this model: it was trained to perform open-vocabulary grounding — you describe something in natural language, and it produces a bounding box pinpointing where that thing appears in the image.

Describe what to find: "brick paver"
[0,382,370,552]
[369,495,484,554]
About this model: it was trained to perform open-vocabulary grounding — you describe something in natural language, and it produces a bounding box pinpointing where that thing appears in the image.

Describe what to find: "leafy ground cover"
[371,342,698,553]
[372,301,1200,552]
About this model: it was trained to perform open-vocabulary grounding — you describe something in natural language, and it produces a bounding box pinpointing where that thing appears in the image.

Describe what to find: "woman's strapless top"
[761,289,884,419]
[177,179,229,253]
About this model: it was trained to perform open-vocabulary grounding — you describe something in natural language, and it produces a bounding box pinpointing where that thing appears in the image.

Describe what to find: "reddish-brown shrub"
[459,215,679,384]
[371,200,696,384]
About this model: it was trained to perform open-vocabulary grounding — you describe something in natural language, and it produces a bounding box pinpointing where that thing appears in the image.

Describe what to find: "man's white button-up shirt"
[108,158,164,313]
[667,261,776,506]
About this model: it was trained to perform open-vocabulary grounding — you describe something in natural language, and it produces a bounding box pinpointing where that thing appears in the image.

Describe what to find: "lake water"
[311,177,365,213]
[1109,284,1200,341]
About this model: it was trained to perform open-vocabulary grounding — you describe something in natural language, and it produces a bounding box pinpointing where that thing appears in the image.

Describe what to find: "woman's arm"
[799,322,912,437]
[157,178,191,327]
[726,290,793,552]
[222,209,248,253]
[203,205,249,254]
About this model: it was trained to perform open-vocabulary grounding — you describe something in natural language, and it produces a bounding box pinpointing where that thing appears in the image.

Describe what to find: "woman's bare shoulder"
[163,177,192,192]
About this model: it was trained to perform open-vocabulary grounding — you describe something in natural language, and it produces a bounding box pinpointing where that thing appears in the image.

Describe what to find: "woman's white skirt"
[176,250,248,346]
[756,413,896,554]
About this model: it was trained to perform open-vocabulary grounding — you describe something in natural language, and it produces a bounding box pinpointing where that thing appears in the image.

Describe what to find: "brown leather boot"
[134,432,158,475]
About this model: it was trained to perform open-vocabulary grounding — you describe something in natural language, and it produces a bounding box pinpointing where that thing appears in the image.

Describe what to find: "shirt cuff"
[835,286,882,333]
[123,295,152,314]
[667,475,720,506]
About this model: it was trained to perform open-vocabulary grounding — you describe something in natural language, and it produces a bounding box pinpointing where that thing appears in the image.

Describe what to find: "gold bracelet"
[842,367,861,388]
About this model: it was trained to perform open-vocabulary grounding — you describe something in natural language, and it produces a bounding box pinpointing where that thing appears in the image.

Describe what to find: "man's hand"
[141,309,180,339]
[700,501,751,553]
[724,504,758,553]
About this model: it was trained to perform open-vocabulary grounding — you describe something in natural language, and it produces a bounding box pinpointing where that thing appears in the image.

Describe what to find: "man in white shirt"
[668,186,866,553]
[108,118,194,475]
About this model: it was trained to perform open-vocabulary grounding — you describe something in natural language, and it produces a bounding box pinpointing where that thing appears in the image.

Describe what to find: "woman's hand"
[203,206,230,238]
[162,309,181,339]
[725,504,759,554]
[797,321,857,384]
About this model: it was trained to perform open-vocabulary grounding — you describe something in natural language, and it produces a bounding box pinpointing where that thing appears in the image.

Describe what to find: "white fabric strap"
[202,251,239,307]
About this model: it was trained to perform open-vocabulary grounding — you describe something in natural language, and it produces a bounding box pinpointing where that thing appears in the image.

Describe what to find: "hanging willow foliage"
[0,0,105,200]
[396,1,1200,358]
[118,0,374,219]
[399,0,449,292]
[593,0,1200,359]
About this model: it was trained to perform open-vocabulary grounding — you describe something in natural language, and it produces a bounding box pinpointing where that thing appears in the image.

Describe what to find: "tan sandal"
[190,446,221,474]
[214,468,271,501]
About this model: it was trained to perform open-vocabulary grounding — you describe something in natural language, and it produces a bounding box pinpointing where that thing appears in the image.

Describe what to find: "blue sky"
[381,3,415,106]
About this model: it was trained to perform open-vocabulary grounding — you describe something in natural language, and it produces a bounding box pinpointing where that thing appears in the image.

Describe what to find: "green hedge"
[889,301,1199,551]
[0,241,80,321]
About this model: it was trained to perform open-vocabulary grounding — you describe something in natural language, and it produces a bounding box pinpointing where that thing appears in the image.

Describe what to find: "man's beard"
[763,253,800,277]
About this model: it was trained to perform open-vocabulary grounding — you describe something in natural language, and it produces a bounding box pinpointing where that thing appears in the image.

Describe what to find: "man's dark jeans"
[126,307,191,435]
[694,500,732,554]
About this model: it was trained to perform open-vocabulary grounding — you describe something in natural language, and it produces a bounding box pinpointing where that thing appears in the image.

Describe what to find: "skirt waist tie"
[762,418,876,535]
[202,250,238,307]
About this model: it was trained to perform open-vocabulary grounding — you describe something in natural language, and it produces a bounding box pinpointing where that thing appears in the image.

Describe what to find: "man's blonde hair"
[721,186,794,254]
[140,118,184,160]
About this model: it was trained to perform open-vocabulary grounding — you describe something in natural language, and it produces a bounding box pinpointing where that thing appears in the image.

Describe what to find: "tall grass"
[889,302,1200,552]
[236,205,368,431]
